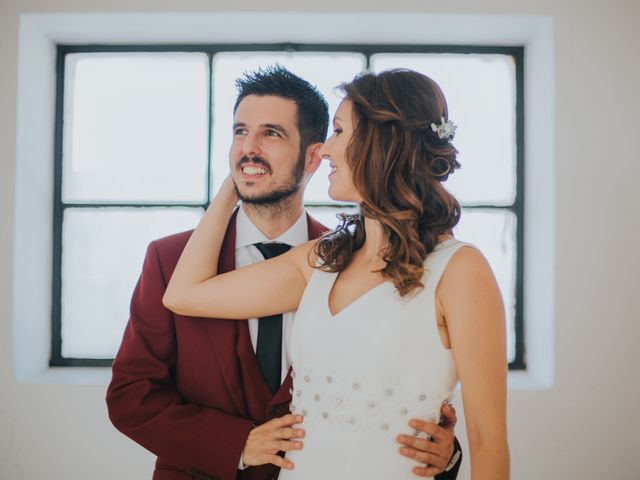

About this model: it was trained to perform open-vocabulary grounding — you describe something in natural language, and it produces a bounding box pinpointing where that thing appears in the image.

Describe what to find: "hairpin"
[430,117,457,141]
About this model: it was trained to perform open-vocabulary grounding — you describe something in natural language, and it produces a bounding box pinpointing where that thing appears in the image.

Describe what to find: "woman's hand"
[163,175,240,314]
[217,175,240,207]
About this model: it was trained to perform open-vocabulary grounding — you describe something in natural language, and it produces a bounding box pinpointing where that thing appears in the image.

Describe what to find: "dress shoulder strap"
[423,238,477,291]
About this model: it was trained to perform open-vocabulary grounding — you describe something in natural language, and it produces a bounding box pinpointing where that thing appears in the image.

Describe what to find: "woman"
[164,69,509,479]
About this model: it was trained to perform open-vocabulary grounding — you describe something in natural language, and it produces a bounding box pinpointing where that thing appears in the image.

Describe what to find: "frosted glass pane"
[62,53,209,203]
[61,207,203,358]
[371,54,517,206]
[454,209,517,362]
[210,52,365,201]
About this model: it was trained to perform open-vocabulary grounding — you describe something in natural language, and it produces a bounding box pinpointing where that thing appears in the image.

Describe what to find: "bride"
[164,68,509,479]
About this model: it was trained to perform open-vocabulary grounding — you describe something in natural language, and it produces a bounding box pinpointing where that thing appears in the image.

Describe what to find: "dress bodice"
[280,239,469,479]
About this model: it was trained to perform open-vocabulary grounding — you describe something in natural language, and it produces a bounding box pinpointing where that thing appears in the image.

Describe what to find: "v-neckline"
[326,272,392,318]
[324,238,457,318]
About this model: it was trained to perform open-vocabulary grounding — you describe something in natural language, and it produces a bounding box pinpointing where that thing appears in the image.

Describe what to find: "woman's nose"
[318,145,330,160]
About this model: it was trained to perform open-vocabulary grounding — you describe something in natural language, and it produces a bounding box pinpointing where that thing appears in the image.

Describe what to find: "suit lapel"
[306,213,330,240]
[203,209,252,418]
[270,365,293,406]
[236,319,273,421]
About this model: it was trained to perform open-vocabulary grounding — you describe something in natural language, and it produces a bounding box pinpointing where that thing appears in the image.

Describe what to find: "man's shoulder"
[150,229,195,255]
[306,212,330,239]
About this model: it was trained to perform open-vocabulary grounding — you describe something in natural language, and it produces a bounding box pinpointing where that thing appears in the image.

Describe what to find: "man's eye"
[234,128,247,135]
[265,130,282,138]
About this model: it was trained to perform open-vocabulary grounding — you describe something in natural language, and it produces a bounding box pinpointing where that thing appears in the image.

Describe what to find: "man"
[106,66,461,480]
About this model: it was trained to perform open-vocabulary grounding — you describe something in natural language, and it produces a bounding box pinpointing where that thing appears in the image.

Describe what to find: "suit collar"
[306,212,330,239]
[235,206,309,248]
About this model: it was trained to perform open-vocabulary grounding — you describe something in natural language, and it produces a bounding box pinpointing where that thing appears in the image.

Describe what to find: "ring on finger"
[412,429,435,442]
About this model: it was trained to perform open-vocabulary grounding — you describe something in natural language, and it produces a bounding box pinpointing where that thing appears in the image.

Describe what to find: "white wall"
[1,1,639,479]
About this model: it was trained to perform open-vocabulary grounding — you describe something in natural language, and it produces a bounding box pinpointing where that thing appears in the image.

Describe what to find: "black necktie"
[253,242,291,395]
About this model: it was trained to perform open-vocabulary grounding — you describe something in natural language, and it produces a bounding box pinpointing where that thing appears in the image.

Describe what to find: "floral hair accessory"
[430,117,457,141]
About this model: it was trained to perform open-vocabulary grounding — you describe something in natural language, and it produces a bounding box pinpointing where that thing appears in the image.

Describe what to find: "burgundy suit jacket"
[106,210,461,480]
[107,211,326,480]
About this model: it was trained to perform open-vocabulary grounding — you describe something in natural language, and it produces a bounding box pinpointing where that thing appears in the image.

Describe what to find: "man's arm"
[106,240,254,480]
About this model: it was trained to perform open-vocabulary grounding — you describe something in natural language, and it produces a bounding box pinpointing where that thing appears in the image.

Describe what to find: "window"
[51,44,524,369]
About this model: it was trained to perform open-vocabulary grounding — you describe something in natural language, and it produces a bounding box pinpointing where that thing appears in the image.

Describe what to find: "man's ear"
[303,142,324,175]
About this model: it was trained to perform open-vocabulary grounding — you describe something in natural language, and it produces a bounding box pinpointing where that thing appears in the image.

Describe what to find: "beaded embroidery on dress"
[279,238,470,480]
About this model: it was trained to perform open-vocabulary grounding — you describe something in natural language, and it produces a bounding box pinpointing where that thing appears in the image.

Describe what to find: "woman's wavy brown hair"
[314,69,461,297]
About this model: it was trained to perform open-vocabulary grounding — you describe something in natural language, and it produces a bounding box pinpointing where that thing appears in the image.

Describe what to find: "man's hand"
[242,414,305,471]
[397,403,458,477]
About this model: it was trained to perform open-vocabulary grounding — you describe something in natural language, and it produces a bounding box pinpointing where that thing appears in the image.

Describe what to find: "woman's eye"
[333,128,342,135]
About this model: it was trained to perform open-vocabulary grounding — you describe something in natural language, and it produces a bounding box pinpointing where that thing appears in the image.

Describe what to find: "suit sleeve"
[434,437,462,480]
[106,240,254,480]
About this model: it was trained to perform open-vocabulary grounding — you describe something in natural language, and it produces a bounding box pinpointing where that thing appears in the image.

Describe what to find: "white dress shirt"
[235,207,310,470]
[234,206,309,385]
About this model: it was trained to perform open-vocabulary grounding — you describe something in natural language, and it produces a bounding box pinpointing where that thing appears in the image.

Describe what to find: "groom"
[106,66,461,480]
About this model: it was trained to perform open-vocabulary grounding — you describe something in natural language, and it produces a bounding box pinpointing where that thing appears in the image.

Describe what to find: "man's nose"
[241,132,261,157]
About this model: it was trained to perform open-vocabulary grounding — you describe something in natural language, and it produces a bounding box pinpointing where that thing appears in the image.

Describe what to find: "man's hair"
[234,65,329,153]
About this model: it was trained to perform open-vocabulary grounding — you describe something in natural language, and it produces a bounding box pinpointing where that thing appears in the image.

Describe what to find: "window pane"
[454,208,517,362]
[60,207,202,358]
[210,52,366,201]
[371,54,517,206]
[62,53,209,203]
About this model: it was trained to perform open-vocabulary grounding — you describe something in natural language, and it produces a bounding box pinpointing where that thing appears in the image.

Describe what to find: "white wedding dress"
[279,238,469,480]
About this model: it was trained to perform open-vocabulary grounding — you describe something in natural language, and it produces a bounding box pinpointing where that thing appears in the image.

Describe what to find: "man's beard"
[233,151,306,206]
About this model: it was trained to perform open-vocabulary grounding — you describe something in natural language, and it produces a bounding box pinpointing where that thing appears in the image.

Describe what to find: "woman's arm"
[438,246,510,480]
[163,177,313,319]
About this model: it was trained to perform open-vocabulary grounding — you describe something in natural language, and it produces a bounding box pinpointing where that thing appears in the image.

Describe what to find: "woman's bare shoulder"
[289,239,320,281]
[440,243,495,291]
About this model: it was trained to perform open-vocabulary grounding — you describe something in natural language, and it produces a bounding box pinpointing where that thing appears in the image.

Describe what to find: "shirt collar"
[235,206,309,249]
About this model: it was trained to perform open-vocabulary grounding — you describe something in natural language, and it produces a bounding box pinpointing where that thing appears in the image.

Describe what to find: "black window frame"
[51,43,525,370]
